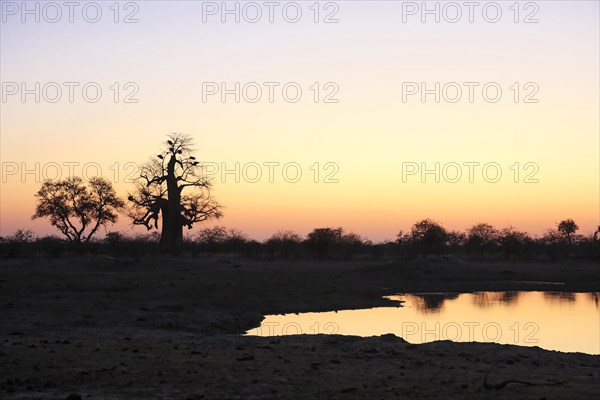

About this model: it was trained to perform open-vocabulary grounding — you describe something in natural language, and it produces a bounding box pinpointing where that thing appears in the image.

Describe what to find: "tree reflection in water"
[472,292,521,308]
[408,292,523,313]
[543,292,576,302]
[406,292,598,314]
[411,293,460,313]
[589,293,599,308]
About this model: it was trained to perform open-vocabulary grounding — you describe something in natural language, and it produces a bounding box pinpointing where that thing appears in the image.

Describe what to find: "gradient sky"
[1,0,599,241]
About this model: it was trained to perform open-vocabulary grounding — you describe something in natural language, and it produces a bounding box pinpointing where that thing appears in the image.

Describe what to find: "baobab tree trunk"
[160,155,183,254]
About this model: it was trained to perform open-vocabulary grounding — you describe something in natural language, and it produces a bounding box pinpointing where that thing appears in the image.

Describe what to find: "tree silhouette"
[307,227,343,258]
[33,176,124,245]
[557,219,579,245]
[194,226,247,253]
[128,133,222,253]
[266,230,303,259]
[410,219,447,255]
[466,223,498,258]
[446,230,466,254]
[498,226,529,259]
[196,226,228,247]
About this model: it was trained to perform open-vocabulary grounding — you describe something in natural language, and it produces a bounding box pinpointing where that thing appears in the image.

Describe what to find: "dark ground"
[1,257,599,399]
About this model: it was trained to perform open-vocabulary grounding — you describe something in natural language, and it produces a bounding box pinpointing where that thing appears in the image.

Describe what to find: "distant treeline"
[2,219,598,261]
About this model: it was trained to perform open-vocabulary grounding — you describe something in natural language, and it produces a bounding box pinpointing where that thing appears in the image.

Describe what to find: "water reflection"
[543,292,576,302]
[408,291,524,313]
[398,291,590,312]
[472,291,521,308]
[590,292,599,308]
[247,291,600,355]
[411,293,459,313]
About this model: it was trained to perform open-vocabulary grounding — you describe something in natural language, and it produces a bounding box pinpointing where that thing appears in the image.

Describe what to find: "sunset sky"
[1,1,598,241]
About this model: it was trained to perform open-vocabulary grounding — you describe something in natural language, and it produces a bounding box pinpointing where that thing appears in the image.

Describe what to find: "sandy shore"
[1,257,599,399]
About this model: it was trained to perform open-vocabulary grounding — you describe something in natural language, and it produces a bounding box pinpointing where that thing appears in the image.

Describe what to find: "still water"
[246,292,600,354]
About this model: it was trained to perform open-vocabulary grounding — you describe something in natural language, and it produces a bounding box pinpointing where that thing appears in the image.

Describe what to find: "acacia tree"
[266,230,303,259]
[410,219,447,255]
[128,133,223,252]
[466,223,498,258]
[33,176,124,245]
[557,219,579,245]
[498,226,529,259]
[306,227,343,258]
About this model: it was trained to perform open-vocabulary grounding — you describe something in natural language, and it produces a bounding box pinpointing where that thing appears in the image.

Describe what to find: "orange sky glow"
[1,1,598,241]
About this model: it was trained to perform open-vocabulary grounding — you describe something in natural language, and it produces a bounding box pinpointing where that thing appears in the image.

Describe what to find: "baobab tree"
[33,176,124,246]
[128,133,222,252]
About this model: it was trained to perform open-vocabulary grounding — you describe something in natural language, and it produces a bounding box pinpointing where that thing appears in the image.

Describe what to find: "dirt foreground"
[1,257,599,399]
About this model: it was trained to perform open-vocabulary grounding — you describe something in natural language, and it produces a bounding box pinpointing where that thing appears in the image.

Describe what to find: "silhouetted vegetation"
[466,223,498,259]
[128,134,222,254]
[32,176,124,248]
[409,219,448,256]
[19,133,598,263]
[265,230,304,259]
[557,219,579,245]
[3,218,598,261]
[0,229,34,258]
